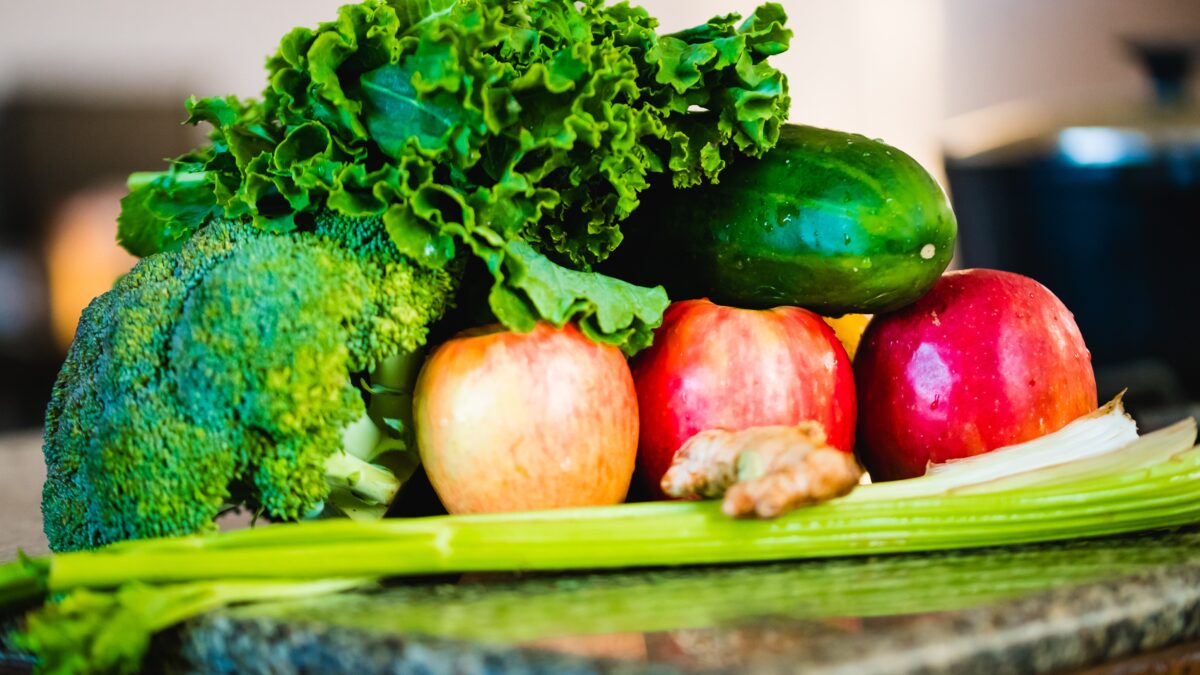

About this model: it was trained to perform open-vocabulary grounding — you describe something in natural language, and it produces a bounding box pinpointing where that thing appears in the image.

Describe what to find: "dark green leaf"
[116,171,221,257]
[115,0,792,352]
[361,61,471,158]
[490,240,669,355]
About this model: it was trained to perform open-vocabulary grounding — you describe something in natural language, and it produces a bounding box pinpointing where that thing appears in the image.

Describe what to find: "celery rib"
[44,453,1200,589]
[13,411,1200,600]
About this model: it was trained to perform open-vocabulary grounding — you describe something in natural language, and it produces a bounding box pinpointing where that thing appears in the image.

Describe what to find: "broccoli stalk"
[320,446,405,518]
[322,350,426,520]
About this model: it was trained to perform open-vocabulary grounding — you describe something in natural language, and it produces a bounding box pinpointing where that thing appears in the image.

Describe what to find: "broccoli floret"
[42,215,455,552]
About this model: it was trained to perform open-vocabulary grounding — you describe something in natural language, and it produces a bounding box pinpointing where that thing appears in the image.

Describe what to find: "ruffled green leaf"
[116,167,221,257]
[387,0,458,35]
[117,0,792,352]
[361,61,476,158]
[490,240,669,356]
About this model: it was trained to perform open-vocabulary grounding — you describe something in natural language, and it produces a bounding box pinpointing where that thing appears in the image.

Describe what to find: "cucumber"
[611,124,957,315]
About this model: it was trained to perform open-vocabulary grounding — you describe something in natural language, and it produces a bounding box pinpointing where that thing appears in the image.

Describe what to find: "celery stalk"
[4,406,1200,675]
[956,419,1197,494]
[846,396,1142,501]
[30,446,1200,591]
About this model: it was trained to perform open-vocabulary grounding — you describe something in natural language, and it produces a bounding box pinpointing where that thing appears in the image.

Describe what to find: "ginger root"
[660,422,863,519]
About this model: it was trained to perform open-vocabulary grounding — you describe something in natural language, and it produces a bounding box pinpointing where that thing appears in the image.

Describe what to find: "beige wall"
[0,1,946,167]
[0,1,339,100]
[1,0,1198,174]
[945,0,1200,118]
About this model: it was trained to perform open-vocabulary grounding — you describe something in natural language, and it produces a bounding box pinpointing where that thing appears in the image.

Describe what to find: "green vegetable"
[117,0,791,347]
[43,215,456,552]
[7,416,1200,673]
[117,170,216,257]
[45,422,1200,585]
[851,395,1142,501]
[611,124,957,314]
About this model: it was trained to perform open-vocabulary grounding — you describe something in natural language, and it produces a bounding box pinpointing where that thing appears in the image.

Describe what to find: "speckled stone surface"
[161,528,1200,675]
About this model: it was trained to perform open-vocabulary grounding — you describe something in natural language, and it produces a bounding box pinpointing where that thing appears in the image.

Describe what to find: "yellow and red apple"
[414,322,639,514]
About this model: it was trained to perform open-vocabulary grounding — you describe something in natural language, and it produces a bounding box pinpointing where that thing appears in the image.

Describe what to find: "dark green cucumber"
[612,124,957,315]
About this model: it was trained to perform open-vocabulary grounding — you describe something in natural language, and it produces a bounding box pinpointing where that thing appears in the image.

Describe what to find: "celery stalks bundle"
[7,407,1199,602]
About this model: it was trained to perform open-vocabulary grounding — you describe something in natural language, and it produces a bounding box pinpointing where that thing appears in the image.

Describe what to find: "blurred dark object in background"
[946,37,1200,429]
[0,95,194,431]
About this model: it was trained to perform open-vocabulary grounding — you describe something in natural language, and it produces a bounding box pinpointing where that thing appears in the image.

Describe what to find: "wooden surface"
[0,432,48,562]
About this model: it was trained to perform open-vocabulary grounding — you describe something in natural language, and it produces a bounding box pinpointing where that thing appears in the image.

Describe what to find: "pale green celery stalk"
[81,441,1200,560]
[43,500,1200,590]
[9,417,1197,603]
[847,396,1140,502]
[955,418,1196,495]
[39,449,1200,590]
[125,171,207,190]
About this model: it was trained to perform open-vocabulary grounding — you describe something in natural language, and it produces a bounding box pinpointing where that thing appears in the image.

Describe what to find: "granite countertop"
[168,531,1200,674]
[3,431,1200,674]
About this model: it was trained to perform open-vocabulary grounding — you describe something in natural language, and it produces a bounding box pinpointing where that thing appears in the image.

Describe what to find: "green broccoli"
[42,215,455,552]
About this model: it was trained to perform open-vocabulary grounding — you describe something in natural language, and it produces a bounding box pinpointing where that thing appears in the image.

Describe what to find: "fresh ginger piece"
[661,422,863,518]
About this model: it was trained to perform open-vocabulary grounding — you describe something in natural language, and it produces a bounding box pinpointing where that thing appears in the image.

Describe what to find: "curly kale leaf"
[116,164,221,257]
[121,0,791,354]
[489,240,668,356]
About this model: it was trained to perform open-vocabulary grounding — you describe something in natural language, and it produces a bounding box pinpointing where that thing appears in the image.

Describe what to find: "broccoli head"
[42,215,456,552]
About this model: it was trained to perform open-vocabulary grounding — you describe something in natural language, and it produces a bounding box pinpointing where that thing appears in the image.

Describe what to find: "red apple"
[413,322,638,514]
[631,299,856,498]
[854,269,1097,481]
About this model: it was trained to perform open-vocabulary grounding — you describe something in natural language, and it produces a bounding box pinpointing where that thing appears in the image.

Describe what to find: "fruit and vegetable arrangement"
[4,1,1200,673]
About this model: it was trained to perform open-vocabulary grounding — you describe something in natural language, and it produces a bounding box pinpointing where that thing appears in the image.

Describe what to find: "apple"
[413,322,638,514]
[854,268,1097,481]
[631,299,856,498]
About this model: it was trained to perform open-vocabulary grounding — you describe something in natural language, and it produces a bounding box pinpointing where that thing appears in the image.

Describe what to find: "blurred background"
[0,0,1197,431]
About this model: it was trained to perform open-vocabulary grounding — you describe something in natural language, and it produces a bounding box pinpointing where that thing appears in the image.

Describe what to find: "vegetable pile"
[7,0,1200,673]
[44,0,791,551]
[122,0,790,271]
